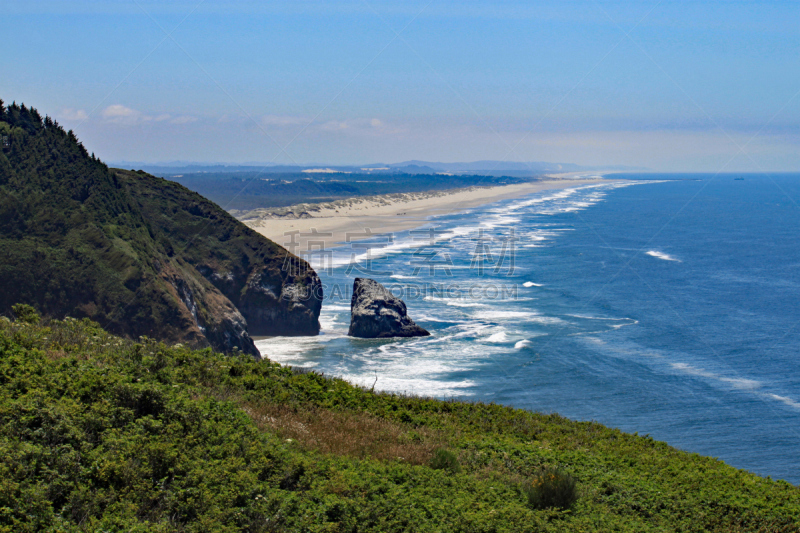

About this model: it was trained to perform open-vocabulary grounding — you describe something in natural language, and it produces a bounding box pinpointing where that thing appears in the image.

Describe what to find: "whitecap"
[255,336,332,365]
[486,331,508,342]
[473,310,538,320]
[719,376,762,389]
[566,315,637,330]
[514,339,531,349]
[451,328,491,339]
[764,394,800,410]
[529,316,567,325]
[670,363,762,390]
[472,309,566,325]
[318,316,339,331]
[646,250,681,262]
[446,300,487,307]
[343,375,477,397]
[522,281,543,287]
[323,304,351,311]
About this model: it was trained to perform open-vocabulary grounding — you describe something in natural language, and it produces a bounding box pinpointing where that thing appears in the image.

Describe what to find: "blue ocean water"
[256,173,800,484]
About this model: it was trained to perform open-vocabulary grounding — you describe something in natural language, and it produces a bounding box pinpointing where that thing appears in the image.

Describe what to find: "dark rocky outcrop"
[118,169,323,339]
[0,100,322,358]
[348,278,430,338]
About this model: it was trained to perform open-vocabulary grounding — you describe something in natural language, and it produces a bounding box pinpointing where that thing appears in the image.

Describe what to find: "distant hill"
[390,160,646,175]
[152,172,528,212]
[0,100,322,356]
[390,159,575,172]
[116,160,644,184]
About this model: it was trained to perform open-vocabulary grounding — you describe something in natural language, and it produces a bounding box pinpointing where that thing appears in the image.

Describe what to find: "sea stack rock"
[348,278,430,338]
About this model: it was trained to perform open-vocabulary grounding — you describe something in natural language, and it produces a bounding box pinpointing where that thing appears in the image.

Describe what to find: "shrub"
[1,316,799,531]
[430,448,461,474]
[11,303,40,324]
[522,466,578,510]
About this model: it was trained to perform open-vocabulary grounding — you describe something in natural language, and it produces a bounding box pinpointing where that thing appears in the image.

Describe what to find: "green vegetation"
[430,449,462,474]
[522,466,578,511]
[0,100,320,355]
[11,303,40,325]
[1,313,798,532]
[162,172,528,212]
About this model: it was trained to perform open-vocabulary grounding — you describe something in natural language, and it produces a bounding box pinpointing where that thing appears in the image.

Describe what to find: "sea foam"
[646,250,681,262]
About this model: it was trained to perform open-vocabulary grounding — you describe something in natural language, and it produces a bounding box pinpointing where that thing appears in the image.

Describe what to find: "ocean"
[256,173,800,484]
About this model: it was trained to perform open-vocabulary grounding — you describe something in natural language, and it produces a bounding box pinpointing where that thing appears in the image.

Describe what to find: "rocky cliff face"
[348,278,430,338]
[155,257,257,356]
[0,101,321,357]
[236,259,322,336]
[117,169,323,338]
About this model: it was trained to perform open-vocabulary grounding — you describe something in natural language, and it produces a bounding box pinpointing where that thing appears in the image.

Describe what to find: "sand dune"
[242,178,613,252]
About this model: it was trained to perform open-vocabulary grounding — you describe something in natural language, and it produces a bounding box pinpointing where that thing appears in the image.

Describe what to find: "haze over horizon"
[3,0,798,172]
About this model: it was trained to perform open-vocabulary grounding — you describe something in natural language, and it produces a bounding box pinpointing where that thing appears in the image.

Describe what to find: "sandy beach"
[242,178,613,252]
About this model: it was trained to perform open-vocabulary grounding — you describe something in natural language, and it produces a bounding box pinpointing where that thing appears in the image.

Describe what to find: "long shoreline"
[243,176,616,252]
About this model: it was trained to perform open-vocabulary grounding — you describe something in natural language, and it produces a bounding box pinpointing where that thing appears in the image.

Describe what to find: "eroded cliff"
[0,100,321,357]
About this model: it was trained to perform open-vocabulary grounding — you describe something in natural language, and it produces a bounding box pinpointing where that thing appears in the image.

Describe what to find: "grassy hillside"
[1,309,797,532]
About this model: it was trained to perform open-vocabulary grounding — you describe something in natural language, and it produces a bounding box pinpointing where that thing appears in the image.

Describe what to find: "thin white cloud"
[100,105,195,126]
[256,114,392,135]
[60,108,88,121]
[262,114,308,127]
[101,104,148,125]
[319,120,349,131]
[171,115,198,125]
[103,104,138,119]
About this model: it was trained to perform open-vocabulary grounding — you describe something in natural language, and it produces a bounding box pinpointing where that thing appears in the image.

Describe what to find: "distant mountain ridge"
[113,160,645,178]
[389,160,645,175]
[0,100,322,356]
[390,160,577,172]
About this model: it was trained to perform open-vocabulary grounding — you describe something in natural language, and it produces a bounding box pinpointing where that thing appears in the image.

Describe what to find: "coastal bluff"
[348,277,430,338]
[0,101,321,357]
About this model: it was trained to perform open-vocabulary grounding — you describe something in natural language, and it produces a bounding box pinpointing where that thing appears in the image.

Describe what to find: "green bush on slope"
[0,314,798,532]
[430,449,462,474]
[11,303,39,324]
[522,466,578,511]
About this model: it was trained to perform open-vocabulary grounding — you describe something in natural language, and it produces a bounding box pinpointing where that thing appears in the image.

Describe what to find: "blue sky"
[2,0,798,170]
